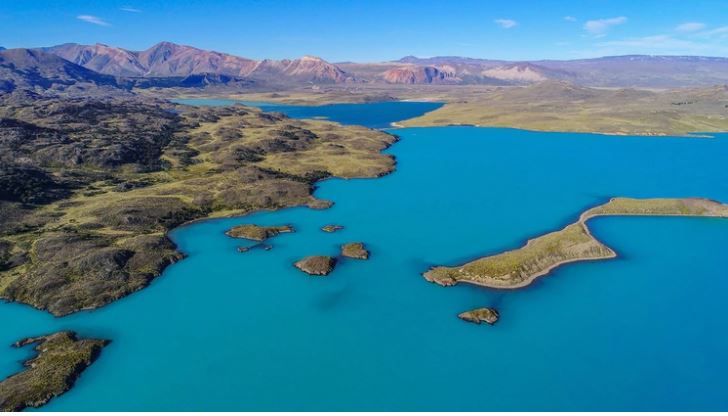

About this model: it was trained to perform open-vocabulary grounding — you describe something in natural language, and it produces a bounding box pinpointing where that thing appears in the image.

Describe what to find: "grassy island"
[424,198,728,289]
[0,94,396,316]
[0,332,109,412]
[225,224,294,241]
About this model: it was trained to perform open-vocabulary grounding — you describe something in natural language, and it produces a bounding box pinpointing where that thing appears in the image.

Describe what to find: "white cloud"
[494,19,517,29]
[573,33,728,57]
[76,15,110,26]
[675,22,706,33]
[598,35,696,49]
[698,26,728,39]
[583,16,627,35]
[120,6,141,13]
[564,16,577,22]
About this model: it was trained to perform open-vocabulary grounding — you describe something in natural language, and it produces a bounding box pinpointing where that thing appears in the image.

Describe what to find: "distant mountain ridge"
[0,48,120,92]
[44,42,353,84]
[374,54,728,87]
[4,41,727,89]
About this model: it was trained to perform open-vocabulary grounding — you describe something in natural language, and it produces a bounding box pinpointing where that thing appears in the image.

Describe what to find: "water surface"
[171,99,443,129]
[2,103,728,411]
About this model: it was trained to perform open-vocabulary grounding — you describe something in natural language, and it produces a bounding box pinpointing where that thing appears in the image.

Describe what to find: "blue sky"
[1,0,727,61]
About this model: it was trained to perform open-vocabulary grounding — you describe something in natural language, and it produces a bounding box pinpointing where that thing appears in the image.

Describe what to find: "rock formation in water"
[458,308,500,325]
[294,256,337,276]
[341,242,369,260]
[225,224,294,241]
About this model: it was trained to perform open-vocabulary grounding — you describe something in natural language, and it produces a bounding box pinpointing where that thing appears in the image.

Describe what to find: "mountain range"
[1,41,727,91]
[44,42,352,84]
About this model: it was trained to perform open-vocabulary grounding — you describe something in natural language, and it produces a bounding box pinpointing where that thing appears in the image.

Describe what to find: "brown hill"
[45,42,353,84]
[0,48,120,92]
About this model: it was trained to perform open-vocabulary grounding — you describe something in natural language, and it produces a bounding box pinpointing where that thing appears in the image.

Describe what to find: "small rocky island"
[341,242,370,260]
[424,197,728,289]
[294,256,337,276]
[458,308,500,325]
[321,225,344,233]
[0,331,109,412]
[225,224,294,241]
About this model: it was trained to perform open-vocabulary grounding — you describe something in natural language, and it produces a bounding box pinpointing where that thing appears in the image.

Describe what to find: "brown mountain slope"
[45,42,352,84]
[0,48,120,92]
[382,65,459,84]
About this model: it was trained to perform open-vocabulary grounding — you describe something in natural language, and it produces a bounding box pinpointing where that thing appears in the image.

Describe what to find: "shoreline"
[398,122,720,139]
[0,102,400,317]
[423,197,728,290]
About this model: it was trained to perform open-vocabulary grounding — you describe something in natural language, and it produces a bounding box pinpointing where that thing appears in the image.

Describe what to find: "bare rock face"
[458,307,499,325]
[294,256,336,276]
[382,65,458,84]
[341,242,369,260]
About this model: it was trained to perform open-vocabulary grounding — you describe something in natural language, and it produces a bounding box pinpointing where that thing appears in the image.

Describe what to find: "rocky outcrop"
[0,332,109,412]
[321,224,344,233]
[225,224,294,241]
[341,242,369,260]
[382,65,458,84]
[458,308,499,325]
[294,256,337,276]
[481,63,550,83]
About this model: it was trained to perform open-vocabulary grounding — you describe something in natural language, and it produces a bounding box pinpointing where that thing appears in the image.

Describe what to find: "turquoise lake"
[170,98,444,129]
[2,101,728,410]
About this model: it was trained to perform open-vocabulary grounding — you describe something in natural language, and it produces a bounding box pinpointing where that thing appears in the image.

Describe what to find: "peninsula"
[424,198,728,289]
[0,331,109,412]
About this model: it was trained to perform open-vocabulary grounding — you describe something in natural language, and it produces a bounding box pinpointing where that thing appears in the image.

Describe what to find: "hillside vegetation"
[400,82,728,136]
[0,92,396,316]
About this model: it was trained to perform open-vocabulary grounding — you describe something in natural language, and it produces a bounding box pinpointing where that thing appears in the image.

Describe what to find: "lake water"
[2,102,728,411]
[170,99,444,129]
